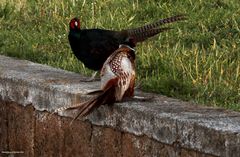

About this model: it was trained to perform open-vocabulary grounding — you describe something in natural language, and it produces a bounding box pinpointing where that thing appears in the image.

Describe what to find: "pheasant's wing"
[116,53,135,100]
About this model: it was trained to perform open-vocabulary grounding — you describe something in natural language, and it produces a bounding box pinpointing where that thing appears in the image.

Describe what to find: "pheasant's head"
[69,18,80,30]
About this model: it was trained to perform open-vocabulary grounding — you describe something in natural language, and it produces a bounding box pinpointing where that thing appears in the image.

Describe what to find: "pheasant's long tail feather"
[70,98,97,122]
[53,98,94,114]
[130,27,172,42]
[70,84,116,122]
[126,14,186,42]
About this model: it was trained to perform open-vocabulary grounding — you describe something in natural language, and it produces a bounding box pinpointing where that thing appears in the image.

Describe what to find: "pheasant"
[68,14,186,71]
[56,44,136,119]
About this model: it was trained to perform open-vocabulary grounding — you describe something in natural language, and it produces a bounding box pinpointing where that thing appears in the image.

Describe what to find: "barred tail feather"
[65,84,116,123]
[126,14,186,42]
[131,27,172,42]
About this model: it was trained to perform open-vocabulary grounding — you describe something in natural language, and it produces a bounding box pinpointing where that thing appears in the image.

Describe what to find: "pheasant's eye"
[70,18,80,30]
[75,21,78,27]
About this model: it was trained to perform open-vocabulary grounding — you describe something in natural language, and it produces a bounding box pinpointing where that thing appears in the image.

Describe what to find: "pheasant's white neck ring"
[119,44,135,52]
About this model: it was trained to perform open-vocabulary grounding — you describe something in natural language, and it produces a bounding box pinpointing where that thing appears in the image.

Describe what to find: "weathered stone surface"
[122,133,167,157]
[34,112,63,157]
[0,101,8,154]
[91,126,122,157]
[1,55,240,156]
[0,55,98,112]
[122,132,216,157]
[179,149,215,157]
[7,102,34,157]
[1,101,215,157]
[61,117,92,157]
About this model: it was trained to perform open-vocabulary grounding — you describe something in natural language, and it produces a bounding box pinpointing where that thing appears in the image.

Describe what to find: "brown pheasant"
[56,44,136,119]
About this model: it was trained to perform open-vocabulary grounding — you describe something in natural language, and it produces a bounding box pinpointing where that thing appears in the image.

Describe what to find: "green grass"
[0,0,239,110]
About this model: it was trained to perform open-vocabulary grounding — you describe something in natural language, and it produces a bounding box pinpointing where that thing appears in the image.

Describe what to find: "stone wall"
[0,55,240,157]
[0,101,215,157]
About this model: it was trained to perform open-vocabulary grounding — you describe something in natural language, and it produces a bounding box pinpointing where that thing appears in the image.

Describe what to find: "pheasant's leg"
[134,80,142,90]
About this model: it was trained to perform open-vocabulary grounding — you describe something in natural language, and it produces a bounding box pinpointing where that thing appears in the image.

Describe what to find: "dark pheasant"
[56,44,136,119]
[68,14,186,71]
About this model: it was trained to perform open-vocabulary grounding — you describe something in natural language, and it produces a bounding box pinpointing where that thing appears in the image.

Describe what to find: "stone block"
[34,112,63,157]
[91,126,122,157]
[61,118,92,157]
[122,133,179,157]
[0,101,8,153]
[7,103,34,157]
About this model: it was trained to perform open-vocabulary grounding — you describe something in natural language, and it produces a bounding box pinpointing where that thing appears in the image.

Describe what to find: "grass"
[0,0,239,110]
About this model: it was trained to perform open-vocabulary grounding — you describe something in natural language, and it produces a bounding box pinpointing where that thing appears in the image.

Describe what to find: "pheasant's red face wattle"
[70,18,80,30]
